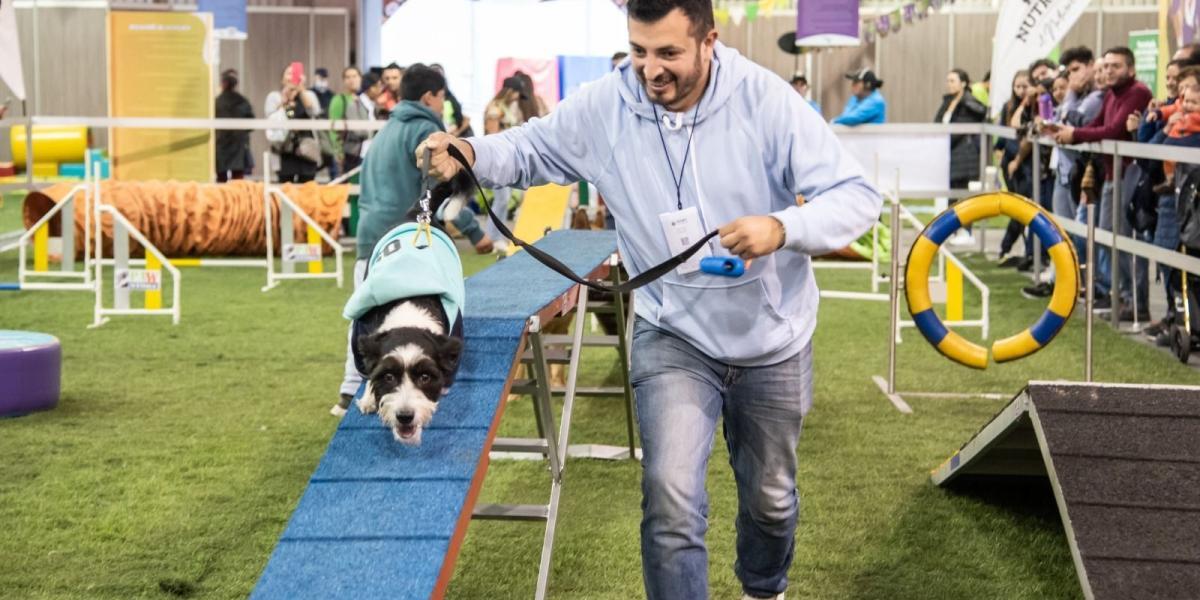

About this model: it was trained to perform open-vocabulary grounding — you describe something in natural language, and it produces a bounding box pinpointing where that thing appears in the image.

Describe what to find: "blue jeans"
[339,259,369,397]
[1096,165,1142,300]
[1074,199,1093,278]
[1155,194,1181,318]
[631,318,812,600]
[1051,176,1078,219]
[1024,176,1055,259]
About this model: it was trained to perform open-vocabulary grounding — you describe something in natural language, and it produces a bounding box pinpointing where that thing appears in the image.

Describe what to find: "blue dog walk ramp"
[252,230,619,599]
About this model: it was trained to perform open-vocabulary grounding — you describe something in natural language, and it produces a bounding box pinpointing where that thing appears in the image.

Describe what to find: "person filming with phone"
[265,62,322,183]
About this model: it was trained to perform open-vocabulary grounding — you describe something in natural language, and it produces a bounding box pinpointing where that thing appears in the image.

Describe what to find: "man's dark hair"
[791,74,808,86]
[1028,58,1057,74]
[1181,43,1200,66]
[1178,65,1200,86]
[220,69,238,92]
[383,62,403,73]
[1169,58,1188,71]
[1059,46,1094,68]
[360,72,380,94]
[627,0,715,39]
[612,51,628,62]
[1104,46,1136,68]
[315,67,329,78]
[401,63,446,101]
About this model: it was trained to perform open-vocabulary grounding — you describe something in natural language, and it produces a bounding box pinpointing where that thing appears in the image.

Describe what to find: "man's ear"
[703,28,718,54]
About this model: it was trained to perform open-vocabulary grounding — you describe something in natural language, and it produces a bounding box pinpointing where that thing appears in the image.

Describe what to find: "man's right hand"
[1126,110,1142,133]
[416,132,474,182]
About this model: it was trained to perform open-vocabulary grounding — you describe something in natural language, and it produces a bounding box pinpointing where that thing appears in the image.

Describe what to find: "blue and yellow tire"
[905,192,1078,369]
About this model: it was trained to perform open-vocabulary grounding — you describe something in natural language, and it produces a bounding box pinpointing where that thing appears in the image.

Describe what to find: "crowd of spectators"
[918,43,1200,346]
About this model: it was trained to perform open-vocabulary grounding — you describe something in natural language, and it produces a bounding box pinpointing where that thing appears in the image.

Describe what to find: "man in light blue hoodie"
[420,1,881,597]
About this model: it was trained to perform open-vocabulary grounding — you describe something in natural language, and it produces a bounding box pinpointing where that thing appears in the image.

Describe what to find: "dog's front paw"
[357,394,379,414]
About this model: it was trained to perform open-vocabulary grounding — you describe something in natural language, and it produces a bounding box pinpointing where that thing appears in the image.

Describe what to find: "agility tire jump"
[906,192,1078,369]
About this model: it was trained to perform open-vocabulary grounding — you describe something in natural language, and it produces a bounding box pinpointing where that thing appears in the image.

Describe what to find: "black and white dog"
[349,173,470,445]
[354,295,462,445]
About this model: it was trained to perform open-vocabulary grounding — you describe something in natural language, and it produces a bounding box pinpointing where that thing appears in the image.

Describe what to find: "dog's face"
[359,328,462,445]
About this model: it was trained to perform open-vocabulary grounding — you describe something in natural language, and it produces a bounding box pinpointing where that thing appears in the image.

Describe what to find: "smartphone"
[289,62,304,86]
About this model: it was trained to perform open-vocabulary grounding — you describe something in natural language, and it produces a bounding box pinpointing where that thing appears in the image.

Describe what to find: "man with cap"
[790,73,820,113]
[832,68,886,125]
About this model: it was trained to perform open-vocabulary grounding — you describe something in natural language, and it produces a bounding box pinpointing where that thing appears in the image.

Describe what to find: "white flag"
[0,0,26,100]
[989,0,1090,118]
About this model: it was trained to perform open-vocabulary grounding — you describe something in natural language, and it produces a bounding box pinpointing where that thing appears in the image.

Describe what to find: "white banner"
[989,0,1090,118]
[0,0,27,100]
[838,133,950,193]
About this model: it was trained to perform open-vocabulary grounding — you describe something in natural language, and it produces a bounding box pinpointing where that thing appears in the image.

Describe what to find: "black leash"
[446,144,731,294]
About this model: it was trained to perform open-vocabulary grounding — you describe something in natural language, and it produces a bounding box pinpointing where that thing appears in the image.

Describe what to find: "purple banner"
[795,0,861,47]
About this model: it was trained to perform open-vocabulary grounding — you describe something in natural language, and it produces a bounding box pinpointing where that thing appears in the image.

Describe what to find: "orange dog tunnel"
[22,180,350,259]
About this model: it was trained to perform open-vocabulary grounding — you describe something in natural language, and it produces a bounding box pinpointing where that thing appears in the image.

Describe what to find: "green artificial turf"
[1,190,25,233]
[2,239,1197,600]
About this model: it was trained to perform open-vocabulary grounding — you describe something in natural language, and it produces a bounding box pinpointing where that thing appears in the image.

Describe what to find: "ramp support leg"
[610,256,638,459]
[528,317,563,481]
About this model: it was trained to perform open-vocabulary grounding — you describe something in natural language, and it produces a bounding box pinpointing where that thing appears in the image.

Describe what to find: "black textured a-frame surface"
[1027,383,1200,600]
[933,382,1200,600]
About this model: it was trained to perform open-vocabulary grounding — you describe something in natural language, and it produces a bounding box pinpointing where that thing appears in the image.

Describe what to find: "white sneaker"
[949,230,976,247]
[330,404,347,417]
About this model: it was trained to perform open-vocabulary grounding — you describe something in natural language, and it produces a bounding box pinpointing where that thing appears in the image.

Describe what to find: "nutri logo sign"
[116,269,162,291]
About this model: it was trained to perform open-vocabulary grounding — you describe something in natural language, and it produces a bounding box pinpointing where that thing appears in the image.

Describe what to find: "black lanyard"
[653,98,703,211]
[446,144,720,294]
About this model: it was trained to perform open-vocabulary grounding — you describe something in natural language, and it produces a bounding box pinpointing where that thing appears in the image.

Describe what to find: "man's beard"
[638,50,704,111]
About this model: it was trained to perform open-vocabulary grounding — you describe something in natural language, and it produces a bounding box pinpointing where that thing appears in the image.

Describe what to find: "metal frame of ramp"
[932,381,1200,600]
[251,231,625,600]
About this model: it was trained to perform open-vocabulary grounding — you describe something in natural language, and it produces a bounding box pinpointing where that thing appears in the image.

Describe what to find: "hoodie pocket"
[658,276,794,361]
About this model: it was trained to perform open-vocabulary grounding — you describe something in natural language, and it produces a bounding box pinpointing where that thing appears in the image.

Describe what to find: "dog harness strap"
[447,144,720,294]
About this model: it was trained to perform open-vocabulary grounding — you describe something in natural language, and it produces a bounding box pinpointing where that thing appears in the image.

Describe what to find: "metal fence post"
[1086,202,1095,382]
[1032,138,1043,278]
[1111,145,1122,327]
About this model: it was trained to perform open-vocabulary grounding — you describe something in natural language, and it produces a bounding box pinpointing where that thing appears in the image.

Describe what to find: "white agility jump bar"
[262,153,344,292]
[91,204,181,327]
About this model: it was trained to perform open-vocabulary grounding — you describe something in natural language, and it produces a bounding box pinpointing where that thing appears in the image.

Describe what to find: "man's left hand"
[718,216,785,261]
[1053,124,1075,145]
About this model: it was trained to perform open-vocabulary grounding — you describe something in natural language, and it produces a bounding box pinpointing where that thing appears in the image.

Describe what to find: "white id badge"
[659,206,710,275]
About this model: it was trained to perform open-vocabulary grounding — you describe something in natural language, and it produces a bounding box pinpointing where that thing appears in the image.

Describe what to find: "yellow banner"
[108,11,213,181]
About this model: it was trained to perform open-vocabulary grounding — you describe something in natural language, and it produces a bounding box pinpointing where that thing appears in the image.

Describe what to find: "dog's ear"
[433,334,463,376]
[356,331,386,374]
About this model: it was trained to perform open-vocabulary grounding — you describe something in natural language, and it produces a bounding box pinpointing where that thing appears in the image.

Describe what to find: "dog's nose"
[397,412,414,425]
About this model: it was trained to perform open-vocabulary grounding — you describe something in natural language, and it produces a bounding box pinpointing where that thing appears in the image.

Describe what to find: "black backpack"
[1176,165,1200,251]
[1126,168,1159,235]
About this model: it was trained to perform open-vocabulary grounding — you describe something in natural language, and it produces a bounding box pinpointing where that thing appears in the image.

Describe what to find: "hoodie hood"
[615,41,748,125]
[392,99,443,125]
